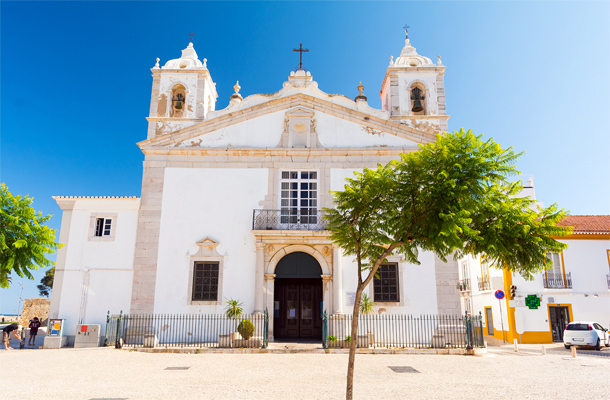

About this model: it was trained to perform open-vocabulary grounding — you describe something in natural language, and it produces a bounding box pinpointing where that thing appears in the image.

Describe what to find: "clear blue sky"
[1,1,608,313]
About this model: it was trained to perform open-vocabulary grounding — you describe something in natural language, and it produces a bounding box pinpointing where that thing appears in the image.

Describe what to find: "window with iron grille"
[94,218,112,237]
[373,263,400,302]
[192,262,219,301]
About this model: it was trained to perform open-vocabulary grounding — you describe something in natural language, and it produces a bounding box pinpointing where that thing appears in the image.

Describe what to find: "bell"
[174,100,183,110]
[411,99,424,113]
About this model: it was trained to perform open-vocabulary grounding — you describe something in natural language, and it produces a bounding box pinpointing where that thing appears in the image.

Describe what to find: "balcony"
[458,278,471,292]
[252,209,328,231]
[543,272,572,289]
[477,277,491,291]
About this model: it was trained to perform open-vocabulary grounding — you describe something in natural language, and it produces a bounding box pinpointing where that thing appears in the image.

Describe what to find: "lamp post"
[17,282,24,322]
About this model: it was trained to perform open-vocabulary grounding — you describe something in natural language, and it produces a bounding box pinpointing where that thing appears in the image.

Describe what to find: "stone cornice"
[138,93,438,150]
[253,230,333,245]
[141,146,418,157]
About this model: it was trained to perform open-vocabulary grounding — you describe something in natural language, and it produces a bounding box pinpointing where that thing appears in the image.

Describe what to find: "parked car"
[563,322,610,350]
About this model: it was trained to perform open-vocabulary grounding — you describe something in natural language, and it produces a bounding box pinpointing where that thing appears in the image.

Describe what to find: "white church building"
[49,32,463,342]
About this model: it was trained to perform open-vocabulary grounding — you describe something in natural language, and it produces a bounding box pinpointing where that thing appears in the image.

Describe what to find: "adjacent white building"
[50,32,464,343]
[459,215,610,343]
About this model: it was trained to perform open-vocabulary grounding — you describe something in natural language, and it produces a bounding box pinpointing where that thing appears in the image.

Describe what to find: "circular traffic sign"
[495,290,505,300]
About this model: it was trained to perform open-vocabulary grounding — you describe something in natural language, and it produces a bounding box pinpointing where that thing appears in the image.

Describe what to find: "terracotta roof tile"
[556,215,610,234]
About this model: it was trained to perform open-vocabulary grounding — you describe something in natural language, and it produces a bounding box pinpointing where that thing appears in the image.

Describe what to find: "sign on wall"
[525,294,541,309]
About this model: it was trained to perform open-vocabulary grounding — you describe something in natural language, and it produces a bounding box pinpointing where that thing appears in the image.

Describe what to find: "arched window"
[410,84,426,116]
[171,85,186,118]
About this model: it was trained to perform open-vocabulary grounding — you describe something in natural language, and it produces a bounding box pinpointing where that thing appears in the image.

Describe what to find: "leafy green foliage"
[224,297,243,320]
[324,129,570,284]
[37,266,55,297]
[327,335,337,342]
[237,319,255,340]
[0,184,62,288]
[359,293,375,315]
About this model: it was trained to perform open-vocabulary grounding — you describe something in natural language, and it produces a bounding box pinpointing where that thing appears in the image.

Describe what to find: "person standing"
[3,323,20,350]
[28,317,41,347]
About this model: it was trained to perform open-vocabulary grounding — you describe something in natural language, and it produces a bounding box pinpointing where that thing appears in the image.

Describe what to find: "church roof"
[52,196,139,199]
[390,37,435,68]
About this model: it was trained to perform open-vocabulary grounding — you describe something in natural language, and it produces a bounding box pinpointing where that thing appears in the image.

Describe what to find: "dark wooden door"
[274,278,322,339]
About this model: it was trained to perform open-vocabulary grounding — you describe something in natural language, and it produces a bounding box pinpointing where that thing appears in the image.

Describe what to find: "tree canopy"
[323,129,571,400]
[0,183,62,288]
[38,266,55,297]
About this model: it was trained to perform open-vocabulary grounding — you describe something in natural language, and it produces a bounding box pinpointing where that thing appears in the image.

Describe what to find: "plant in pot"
[236,319,256,347]
[225,297,243,341]
[359,293,376,347]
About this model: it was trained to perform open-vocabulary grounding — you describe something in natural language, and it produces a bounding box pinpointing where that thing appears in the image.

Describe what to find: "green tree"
[323,129,571,400]
[0,184,62,288]
[37,266,55,297]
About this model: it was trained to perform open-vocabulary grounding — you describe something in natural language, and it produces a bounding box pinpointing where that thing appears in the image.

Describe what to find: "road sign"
[494,290,505,300]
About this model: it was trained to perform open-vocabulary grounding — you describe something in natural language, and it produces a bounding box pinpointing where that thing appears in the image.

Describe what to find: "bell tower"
[379,28,449,133]
[146,42,218,139]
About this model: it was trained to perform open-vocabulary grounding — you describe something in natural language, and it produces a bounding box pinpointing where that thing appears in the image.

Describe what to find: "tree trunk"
[345,284,365,400]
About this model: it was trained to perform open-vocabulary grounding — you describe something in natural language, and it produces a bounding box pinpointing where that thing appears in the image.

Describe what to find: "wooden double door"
[274,278,322,339]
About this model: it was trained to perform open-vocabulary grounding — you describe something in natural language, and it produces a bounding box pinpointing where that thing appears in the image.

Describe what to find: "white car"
[563,321,610,350]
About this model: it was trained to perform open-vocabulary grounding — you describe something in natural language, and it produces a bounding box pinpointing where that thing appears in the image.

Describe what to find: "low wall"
[20,298,51,327]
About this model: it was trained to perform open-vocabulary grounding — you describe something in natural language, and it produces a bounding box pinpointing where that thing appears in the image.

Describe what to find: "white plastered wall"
[49,198,139,338]
[155,168,269,314]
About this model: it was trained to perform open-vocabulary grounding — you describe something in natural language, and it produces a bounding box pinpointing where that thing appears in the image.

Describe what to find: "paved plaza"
[2,340,609,400]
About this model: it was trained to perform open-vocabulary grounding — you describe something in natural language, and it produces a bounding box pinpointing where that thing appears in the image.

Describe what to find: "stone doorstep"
[126,347,486,355]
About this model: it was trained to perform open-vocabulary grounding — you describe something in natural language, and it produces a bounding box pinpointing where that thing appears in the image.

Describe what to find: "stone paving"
[2,338,609,400]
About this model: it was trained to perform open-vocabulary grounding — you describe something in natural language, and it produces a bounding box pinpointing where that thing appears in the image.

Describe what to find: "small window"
[192,262,219,301]
[94,218,112,237]
[373,263,400,302]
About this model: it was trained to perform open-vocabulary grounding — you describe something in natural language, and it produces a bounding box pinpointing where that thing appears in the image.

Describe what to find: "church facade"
[49,33,462,342]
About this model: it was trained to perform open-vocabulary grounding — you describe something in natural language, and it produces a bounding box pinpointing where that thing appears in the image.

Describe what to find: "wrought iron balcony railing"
[543,272,572,289]
[252,209,328,231]
[458,278,471,292]
[477,277,491,291]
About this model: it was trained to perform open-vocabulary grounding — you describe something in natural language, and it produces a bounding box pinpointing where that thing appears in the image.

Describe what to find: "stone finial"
[203,58,207,68]
[355,81,367,102]
[437,55,443,66]
[231,80,243,101]
[389,56,394,66]
[154,58,160,68]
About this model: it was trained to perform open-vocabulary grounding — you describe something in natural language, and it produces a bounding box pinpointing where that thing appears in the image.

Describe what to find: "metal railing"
[544,272,572,289]
[477,277,491,291]
[458,278,471,292]
[607,274,610,290]
[252,209,328,230]
[105,311,269,349]
[322,313,484,349]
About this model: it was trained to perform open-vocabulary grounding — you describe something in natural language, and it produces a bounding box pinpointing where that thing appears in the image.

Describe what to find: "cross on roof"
[189,32,194,42]
[403,24,410,39]
[293,43,309,71]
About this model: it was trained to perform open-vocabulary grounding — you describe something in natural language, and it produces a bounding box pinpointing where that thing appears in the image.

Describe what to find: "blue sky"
[1,1,608,313]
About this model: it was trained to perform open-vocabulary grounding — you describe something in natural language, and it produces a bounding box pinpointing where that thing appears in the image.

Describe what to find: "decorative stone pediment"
[280,107,320,148]
[192,237,221,257]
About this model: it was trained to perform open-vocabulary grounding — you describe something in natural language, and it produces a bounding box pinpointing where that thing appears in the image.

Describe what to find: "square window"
[192,262,220,301]
[374,263,400,302]
[94,218,112,237]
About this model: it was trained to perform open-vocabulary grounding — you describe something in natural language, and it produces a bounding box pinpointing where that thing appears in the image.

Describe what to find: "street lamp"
[17,282,24,321]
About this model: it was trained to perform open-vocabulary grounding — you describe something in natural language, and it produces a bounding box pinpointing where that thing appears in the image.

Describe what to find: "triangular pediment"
[139,94,438,151]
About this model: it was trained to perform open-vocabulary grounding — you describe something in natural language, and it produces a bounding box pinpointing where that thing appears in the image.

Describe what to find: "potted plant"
[359,293,376,347]
[225,297,243,343]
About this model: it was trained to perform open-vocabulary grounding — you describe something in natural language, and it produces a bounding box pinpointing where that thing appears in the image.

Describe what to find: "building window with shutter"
[88,213,117,241]
[373,263,400,302]
[94,218,112,237]
[192,262,219,301]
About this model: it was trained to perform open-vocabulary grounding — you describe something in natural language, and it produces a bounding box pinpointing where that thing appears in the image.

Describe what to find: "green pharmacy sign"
[525,294,541,309]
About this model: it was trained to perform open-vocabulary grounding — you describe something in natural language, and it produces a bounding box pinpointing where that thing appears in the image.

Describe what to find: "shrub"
[327,335,337,342]
[237,319,255,340]
[345,335,351,344]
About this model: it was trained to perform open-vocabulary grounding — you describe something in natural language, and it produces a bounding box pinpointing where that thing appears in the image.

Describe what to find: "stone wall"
[20,298,51,327]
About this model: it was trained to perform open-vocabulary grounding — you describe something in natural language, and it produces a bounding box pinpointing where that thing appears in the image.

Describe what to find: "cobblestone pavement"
[2,342,609,400]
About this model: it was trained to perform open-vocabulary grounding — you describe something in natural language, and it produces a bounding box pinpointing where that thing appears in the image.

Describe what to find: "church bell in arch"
[411,87,424,113]
[173,93,185,110]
